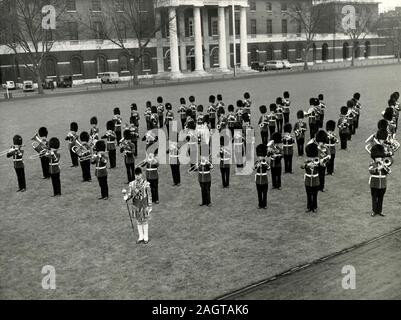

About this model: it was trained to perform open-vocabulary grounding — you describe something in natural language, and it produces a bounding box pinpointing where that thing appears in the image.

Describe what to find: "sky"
[379,0,401,12]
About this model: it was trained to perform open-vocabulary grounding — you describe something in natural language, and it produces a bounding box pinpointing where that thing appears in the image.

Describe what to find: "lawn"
[0,64,401,299]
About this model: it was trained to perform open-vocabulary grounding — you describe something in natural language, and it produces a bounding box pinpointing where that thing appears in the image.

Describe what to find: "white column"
[218,6,228,71]
[193,6,204,72]
[240,6,249,70]
[225,8,231,68]
[155,9,165,74]
[178,10,187,72]
[169,7,181,76]
[202,8,210,70]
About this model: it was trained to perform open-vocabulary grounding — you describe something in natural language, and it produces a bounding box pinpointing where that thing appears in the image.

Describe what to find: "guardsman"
[282,123,295,174]
[198,154,213,207]
[267,104,277,136]
[47,137,62,197]
[307,98,318,139]
[312,130,330,192]
[128,116,140,157]
[275,97,284,134]
[185,120,198,172]
[390,92,400,130]
[294,110,307,156]
[217,106,227,133]
[78,131,92,182]
[6,135,26,192]
[317,94,326,129]
[150,105,159,130]
[236,100,244,125]
[382,107,396,138]
[254,144,270,209]
[143,151,159,204]
[145,101,152,131]
[388,97,399,133]
[142,130,158,151]
[301,143,320,213]
[227,104,236,139]
[38,127,50,179]
[268,132,283,190]
[101,120,117,169]
[258,105,269,145]
[130,103,140,127]
[283,91,291,124]
[89,116,99,148]
[184,109,195,131]
[346,99,357,139]
[92,140,109,200]
[233,122,245,168]
[243,92,252,119]
[218,135,231,188]
[169,141,181,186]
[123,167,153,244]
[216,94,225,118]
[178,97,187,130]
[369,144,390,217]
[207,95,217,130]
[196,105,204,127]
[157,96,165,128]
[188,95,197,122]
[338,106,350,150]
[164,102,174,139]
[352,92,362,129]
[121,129,136,183]
[113,107,123,145]
[325,120,339,176]
[65,122,79,167]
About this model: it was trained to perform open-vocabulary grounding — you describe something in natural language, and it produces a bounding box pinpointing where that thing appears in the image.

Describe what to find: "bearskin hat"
[95,140,106,152]
[376,129,388,141]
[209,95,216,103]
[276,97,283,105]
[134,167,142,175]
[371,144,385,160]
[218,106,225,115]
[305,143,318,158]
[297,110,304,119]
[203,114,210,124]
[392,92,400,100]
[197,105,204,112]
[234,122,243,130]
[165,102,172,110]
[353,92,361,100]
[129,116,135,124]
[228,104,234,112]
[284,123,292,133]
[38,127,48,138]
[256,144,268,157]
[315,130,328,144]
[272,132,282,144]
[70,122,78,132]
[309,97,315,106]
[90,116,98,125]
[80,131,90,142]
[270,103,276,112]
[283,91,290,99]
[131,103,137,110]
[146,101,152,108]
[49,137,60,149]
[383,107,394,121]
[326,120,336,132]
[378,119,388,130]
[113,107,120,115]
[388,98,396,107]
[106,120,115,131]
[189,95,195,103]
[318,94,324,100]
[340,106,348,115]
[151,106,157,114]
[313,98,320,106]
[236,100,243,108]
[244,92,250,99]
[217,94,223,101]
[123,129,131,140]
[259,105,267,114]
[157,96,163,103]
[242,113,250,123]
[185,109,192,118]
[13,135,23,146]
[347,100,354,108]
[180,97,186,104]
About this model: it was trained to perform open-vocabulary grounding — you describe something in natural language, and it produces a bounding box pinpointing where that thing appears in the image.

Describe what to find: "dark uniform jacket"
[65,131,78,151]
[302,160,320,187]
[7,147,24,169]
[189,103,197,118]
[326,132,338,155]
[102,130,117,151]
[91,152,108,177]
[337,116,350,134]
[146,159,159,180]
[165,111,174,126]
[294,121,307,139]
[113,115,122,133]
[47,150,61,175]
[283,99,291,114]
[369,161,389,189]
[227,114,236,128]
[208,104,216,119]
[198,161,213,183]
[282,134,295,155]
[157,104,165,120]
[275,106,284,120]
[78,142,92,162]
[90,127,99,141]
[243,99,251,115]
[130,111,140,127]
[254,159,270,185]
[219,147,231,169]
[267,112,277,127]
[268,144,283,168]
[258,115,269,132]
[120,141,135,164]
[178,105,187,120]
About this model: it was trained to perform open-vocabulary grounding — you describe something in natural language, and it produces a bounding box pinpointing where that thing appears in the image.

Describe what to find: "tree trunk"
[36,69,44,95]
[351,48,355,67]
[398,47,401,63]
[133,60,140,86]
[303,47,310,70]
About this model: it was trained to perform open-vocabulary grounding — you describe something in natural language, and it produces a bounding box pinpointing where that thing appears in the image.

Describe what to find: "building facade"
[0,0,394,84]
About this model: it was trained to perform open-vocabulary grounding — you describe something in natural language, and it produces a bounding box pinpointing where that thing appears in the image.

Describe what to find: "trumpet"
[304,109,316,118]
[294,127,306,137]
[319,155,331,167]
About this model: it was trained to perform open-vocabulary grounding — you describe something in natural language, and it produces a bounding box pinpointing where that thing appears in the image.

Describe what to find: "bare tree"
[287,0,326,70]
[0,0,67,94]
[75,0,169,86]
[378,11,401,63]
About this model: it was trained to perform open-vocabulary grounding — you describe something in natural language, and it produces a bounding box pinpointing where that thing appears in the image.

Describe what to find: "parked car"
[264,60,284,71]
[101,72,119,84]
[57,75,73,88]
[2,81,16,90]
[22,80,35,92]
[282,60,292,69]
[251,62,265,72]
[42,78,55,89]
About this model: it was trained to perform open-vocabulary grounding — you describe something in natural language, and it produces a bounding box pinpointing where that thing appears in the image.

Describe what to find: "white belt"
[147,168,157,171]
[305,173,318,178]
[13,159,23,161]
[96,166,106,170]
[50,163,59,166]
[326,144,336,146]
[256,173,268,176]
[199,171,210,174]
[170,155,179,158]
[222,158,230,161]
[283,144,293,147]
[234,143,243,146]
[107,141,115,144]
[370,175,385,178]
[188,142,197,145]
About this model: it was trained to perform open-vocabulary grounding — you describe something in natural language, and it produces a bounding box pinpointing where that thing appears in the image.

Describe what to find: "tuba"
[31,134,48,155]
[387,135,400,153]
[365,133,377,154]
[72,140,90,157]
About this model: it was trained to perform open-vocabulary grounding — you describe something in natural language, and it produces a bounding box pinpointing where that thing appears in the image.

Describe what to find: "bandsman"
[128,116,140,157]
[143,151,159,204]
[157,96,165,128]
[92,140,109,200]
[243,92,252,118]
[294,110,307,156]
[47,137,62,197]
[282,123,295,174]
[101,120,117,169]
[185,120,198,171]
[89,116,99,147]
[38,127,50,179]
[301,143,320,213]
[352,92,362,129]
[150,105,159,129]
[216,94,225,118]
[318,94,326,129]
[145,101,152,131]
[164,102,174,139]
[121,129,136,183]
[268,132,283,190]
[65,122,79,167]
[275,98,284,134]
[196,105,204,127]
[130,103,140,128]
[142,130,158,151]
[338,106,350,150]
[258,105,269,145]
[236,100,244,125]
[314,130,331,192]
[78,131,92,182]
[6,135,26,192]
[307,98,318,139]
[218,135,231,188]
[283,91,291,124]
[267,104,277,136]
[325,120,339,176]
[188,95,197,121]
[227,104,236,139]
[233,122,245,168]
[207,95,217,130]
[113,107,123,145]
[254,144,270,209]
[217,106,227,133]
[346,100,357,139]
[178,97,187,130]
[198,154,213,207]
[169,141,181,186]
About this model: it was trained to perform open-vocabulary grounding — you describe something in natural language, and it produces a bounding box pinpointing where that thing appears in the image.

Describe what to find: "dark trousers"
[166,122,170,139]
[97,176,108,198]
[133,141,138,157]
[220,167,230,187]
[268,125,275,136]
[69,149,79,167]
[371,188,386,215]
[50,173,61,196]
[200,181,211,205]
[319,115,324,128]
[309,123,317,139]
[348,124,354,140]
[15,167,26,189]
[305,186,319,210]
[181,118,186,130]
[296,138,305,156]
[276,119,283,133]
[327,154,335,175]
[283,154,293,173]
[256,184,268,208]
[125,162,135,182]
[351,122,356,135]
[109,150,116,168]
[210,118,216,129]
[261,131,269,145]
[115,130,122,146]
[159,116,164,128]
[355,115,360,129]
[271,167,281,188]
[318,165,326,191]
[149,179,159,202]
[229,127,234,140]
[40,157,50,178]
[80,160,91,181]
[283,113,290,124]
[339,133,348,150]
[170,164,181,185]
[146,120,151,131]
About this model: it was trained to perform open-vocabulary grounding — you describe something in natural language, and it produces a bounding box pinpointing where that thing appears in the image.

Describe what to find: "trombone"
[0,145,25,157]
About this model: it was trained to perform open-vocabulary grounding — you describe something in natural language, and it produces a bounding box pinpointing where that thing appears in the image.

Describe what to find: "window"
[71,56,82,75]
[93,21,103,39]
[281,2,287,12]
[91,0,101,11]
[45,58,57,76]
[211,18,218,36]
[188,18,194,37]
[235,19,240,35]
[142,53,152,71]
[66,0,76,11]
[281,44,288,60]
[266,19,272,35]
[117,21,127,40]
[68,22,78,40]
[96,55,107,74]
[297,21,302,36]
[45,30,53,42]
[296,43,303,59]
[267,45,274,60]
[211,47,219,66]
[119,55,129,72]
[250,1,256,11]
[251,19,257,35]
[282,19,287,36]
[322,43,329,61]
[266,1,272,11]
[343,42,349,60]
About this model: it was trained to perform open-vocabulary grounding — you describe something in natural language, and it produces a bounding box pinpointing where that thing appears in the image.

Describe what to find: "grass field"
[1,65,401,299]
